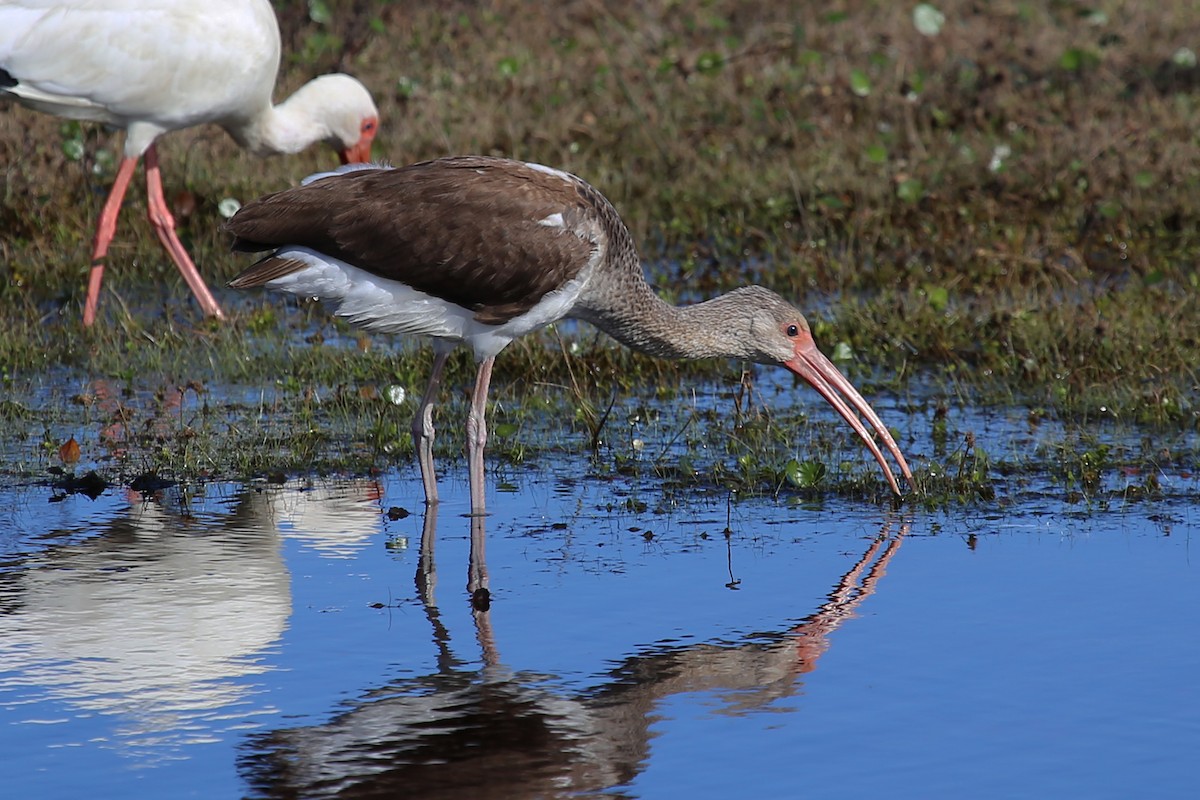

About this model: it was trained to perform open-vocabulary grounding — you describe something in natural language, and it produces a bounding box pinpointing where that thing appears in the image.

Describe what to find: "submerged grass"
[1,0,1198,504]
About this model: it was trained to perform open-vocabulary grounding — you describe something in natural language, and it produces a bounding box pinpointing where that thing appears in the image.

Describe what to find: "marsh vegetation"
[1,0,1196,503]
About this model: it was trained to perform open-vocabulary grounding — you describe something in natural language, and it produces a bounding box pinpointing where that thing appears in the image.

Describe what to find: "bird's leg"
[83,155,139,327]
[412,349,451,506]
[465,357,495,517]
[142,145,225,321]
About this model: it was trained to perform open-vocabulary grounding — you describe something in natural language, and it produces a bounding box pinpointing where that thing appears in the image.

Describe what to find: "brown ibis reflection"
[239,511,909,799]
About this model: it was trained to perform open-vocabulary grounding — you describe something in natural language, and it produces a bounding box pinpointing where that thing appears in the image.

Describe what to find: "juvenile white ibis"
[227,156,913,513]
[0,0,380,326]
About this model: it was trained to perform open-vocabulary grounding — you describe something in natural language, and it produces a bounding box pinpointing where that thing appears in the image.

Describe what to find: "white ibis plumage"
[0,0,380,326]
[227,156,913,513]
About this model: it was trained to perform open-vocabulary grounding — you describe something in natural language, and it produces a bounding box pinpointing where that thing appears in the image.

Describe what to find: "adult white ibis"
[0,0,380,326]
[227,156,913,513]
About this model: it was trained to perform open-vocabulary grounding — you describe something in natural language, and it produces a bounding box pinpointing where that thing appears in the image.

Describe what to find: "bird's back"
[229,157,629,326]
[0,0,280,151]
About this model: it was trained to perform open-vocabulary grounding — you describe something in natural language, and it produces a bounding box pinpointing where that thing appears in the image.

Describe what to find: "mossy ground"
[1,1,1197,504]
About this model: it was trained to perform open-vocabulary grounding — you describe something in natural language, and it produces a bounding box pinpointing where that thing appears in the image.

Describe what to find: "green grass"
[1,0,1198,505]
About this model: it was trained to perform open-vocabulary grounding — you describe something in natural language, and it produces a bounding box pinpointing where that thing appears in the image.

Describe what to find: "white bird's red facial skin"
[340,117,378,164]
[781,321,913,496]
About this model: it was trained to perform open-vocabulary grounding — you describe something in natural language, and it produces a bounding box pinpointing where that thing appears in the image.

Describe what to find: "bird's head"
[298,73,380,164]
[739,287,913,496]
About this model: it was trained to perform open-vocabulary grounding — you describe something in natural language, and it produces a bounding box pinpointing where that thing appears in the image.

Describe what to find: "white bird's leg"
[466,356,495,517]
[83,155,139,327]
[413,348,451,506]
[142,145,225,321]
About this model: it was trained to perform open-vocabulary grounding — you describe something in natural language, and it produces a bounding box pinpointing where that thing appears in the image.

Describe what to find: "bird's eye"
[786,324,800,337]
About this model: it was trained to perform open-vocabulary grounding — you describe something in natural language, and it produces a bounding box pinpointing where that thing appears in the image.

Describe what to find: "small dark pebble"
[130,472,176,493]
[471,588,491,612]
[50,470,110,500]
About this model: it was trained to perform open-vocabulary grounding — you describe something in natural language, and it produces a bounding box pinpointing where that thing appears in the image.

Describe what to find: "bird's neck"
[227,84,332,156]
[579,279,762,363]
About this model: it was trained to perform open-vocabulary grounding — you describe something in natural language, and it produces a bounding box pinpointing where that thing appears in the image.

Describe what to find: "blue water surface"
[0,459,1196,798]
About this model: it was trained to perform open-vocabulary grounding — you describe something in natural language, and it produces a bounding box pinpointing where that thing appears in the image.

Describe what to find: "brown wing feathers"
[226,158,598,324]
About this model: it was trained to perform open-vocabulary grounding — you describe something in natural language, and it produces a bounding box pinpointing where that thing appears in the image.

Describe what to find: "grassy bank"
[1,0,1197,499]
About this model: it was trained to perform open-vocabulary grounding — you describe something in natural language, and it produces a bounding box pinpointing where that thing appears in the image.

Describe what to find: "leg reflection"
[415,506,439,608]
[468,513,490,611]
[413,505,498,666]
[468,512,499,667]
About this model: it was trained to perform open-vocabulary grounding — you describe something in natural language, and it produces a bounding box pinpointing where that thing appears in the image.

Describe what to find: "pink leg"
[83,155,140,327]
[466,357,494,516]
[143,145,225,320]
[412,348,451,506]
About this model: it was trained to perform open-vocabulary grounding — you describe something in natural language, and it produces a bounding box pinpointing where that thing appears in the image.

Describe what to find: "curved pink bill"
[785,340,913,496]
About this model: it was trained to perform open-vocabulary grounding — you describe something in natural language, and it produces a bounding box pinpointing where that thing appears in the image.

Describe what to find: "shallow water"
[1,442,1197,798]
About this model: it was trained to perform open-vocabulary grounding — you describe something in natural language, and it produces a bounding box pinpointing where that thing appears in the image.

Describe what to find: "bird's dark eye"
[786,324,800,337]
